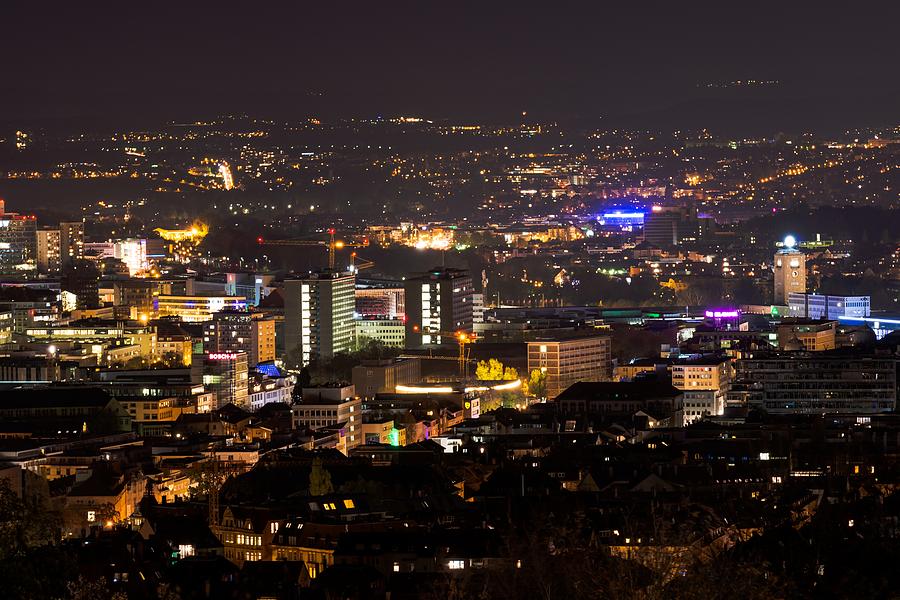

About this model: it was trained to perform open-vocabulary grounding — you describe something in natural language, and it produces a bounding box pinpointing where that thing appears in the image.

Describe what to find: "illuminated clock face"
[791,271,799,278]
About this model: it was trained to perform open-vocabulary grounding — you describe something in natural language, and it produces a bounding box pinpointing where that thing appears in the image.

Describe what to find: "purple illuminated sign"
[705,309,740,319]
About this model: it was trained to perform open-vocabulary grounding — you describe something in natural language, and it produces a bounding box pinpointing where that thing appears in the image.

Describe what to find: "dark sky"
[2,1,899,131]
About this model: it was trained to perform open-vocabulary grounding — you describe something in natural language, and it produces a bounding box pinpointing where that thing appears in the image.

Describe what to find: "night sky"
[2,1,899,131]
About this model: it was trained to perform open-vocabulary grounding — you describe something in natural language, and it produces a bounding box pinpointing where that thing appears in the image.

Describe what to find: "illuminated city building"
[59,221,85,267]
[36,228,61,273]
[84,238,148,276]
[404,267,474,347]
[642,206,696,247]
[284,271,355,366]
[247,369,296,411]
[355,278,405,318]
[225,272,274,306]
[218,162,234,190]
[156,295,247,323]
[61,260,101,309]
[291,384,361,452]
[113,280,158,321]
[776,319,837,351]
[191,351,249,409]
[527,336,612,400]
[787,293,870,320]
[25,321,158,365]
[0,204,37,272]
[115,238,148,275]
[355,317,404,348]
[154,222,209,263]
[731,353,896,414]
[670,357,732,424]
[205,310,276,367]
[154,319,193,366]
[773,236,806,305]
[0,287,58,332]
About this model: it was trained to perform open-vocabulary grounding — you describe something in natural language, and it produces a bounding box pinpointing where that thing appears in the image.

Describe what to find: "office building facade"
[284,271,356,366]
[787,293,870,320]
[732,354,896,414]
[191,351,249,409]
[527,335,612,400]
[0,211,37,272]
[205,310,276,367]
[59,221,84,267]
[404,267,474,347]
[36,228,61,273]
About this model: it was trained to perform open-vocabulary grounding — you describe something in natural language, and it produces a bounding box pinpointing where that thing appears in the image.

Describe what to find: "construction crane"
[349,252,374,275]
[410,325,476,379]
[256,229,369,270]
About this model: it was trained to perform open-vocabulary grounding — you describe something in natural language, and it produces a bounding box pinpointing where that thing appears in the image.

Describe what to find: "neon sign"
[208,353,239,360]
[705,310,740,319]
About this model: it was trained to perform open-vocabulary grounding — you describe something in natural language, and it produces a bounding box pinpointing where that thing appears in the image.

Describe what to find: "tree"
[476,358,518,381]
[0,477,58,561]
[283,344,305,372]
[526,369,547,400]
[67,575,128,600]
[308,457,334,496]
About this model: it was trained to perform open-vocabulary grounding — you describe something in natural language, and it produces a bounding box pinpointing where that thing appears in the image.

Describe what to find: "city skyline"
[2,4,900,599]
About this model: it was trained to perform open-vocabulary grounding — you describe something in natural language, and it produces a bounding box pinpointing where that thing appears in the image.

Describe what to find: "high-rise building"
[59,221,85,267]
[205,310,276,367]
[61,260,101,309]
[355,278,405,318]
[191,351,249,409]
[404,267,474,347]
[284,271,355,366]
[642,206,697,247]
[251,314,276,366]
[36,228,61,273]
[0,204,37,272]
[527,335,612,400]
[773,237,806,305]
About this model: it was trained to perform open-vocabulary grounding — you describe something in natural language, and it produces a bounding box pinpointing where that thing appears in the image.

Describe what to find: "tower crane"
[349,252,375,275]
[256,229,369,270]
[410,325,476,379]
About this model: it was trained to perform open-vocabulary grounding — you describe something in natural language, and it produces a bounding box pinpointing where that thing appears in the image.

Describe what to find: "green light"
[388,428,400,447]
